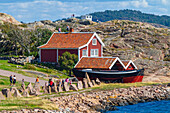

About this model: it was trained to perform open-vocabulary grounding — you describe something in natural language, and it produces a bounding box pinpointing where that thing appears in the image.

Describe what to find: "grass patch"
[0,97,58,111]
[91,82,166,91]
[0,60,68,79]
[0,75,30,90]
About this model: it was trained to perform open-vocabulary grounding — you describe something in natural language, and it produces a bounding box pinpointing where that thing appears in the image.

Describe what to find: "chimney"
[70,28,74,32]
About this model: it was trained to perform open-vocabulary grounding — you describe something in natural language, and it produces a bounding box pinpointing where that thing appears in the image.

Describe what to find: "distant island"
[87,9,170,27]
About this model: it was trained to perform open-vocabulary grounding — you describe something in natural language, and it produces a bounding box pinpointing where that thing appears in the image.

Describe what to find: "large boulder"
[85,72,91,83]
[13,89,22,97]
[2,88,12,98]
[51,83,58,93]
[48,86,51,94]
[70,84,78,91]
[43,82,48,94]
[57,85,63,92]
[34,82,40,92]
[77,81,83,90]
[10,87,17,94]
[19,82,25,93]
[63,82,69,91]
[22,89,29,97]
[92,80,96,86]
[26,82,33,92]
[83,78,88,88]
[96,78,101,85]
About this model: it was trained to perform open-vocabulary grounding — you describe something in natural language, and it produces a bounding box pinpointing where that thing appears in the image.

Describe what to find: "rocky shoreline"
[1,84,169,113]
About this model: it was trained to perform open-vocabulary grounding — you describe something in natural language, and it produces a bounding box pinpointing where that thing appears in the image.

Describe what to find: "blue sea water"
[107,100,170,113]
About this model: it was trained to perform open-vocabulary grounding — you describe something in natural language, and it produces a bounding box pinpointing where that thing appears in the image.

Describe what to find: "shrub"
[0,80,5,85]
[59,52,78,73]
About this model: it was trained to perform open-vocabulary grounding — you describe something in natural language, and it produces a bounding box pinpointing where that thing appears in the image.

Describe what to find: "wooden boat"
[72,68,144,83]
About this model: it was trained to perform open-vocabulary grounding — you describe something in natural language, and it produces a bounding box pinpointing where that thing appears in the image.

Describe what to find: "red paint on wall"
[58,49,78,57]
[41,49,57,62]
[123,76,143,83]
[88,36,102,57]
[80,46,87,58]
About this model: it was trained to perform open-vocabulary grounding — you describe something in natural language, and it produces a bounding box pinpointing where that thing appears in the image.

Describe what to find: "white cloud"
[132,0,148,8]
[0,0,169,22]
[162,0,167,5]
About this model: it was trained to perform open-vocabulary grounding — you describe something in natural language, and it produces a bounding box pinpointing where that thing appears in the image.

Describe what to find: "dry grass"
[0,97,58,111]
[91,82,167,90]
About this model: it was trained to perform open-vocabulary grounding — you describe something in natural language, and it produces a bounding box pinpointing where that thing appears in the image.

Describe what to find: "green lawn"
[0,97,58,111]
[0,60,68,80]
[91,82,167,91]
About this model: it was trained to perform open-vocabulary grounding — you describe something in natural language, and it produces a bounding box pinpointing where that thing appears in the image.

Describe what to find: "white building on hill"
[81,15,92,21]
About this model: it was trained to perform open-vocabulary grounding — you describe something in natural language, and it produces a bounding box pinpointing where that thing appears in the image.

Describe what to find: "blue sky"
[0,0,169,23]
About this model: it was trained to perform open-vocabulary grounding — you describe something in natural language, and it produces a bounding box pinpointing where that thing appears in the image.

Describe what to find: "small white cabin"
[81,15,92,21]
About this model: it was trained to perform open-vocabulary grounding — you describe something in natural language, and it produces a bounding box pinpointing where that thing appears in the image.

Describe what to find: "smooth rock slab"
[22,89,30,97]
[13,89,22,97]
[57,85,63,92]
[88,82,93,87]
[91,80,96,86]
[77,81,83,90]
[83,78,88,88]
[63,82,69,91]
[2,88,12,98]
[70,84,78,91]
[26,82,33,92]
[96,78,101,85]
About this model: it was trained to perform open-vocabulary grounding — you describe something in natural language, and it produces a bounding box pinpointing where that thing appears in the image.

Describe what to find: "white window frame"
[91,49,98,57]
[82,49,87,57]
[92,39,97,45]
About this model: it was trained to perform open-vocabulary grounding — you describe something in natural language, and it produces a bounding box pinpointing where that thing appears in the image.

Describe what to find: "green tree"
[59,52,78,75]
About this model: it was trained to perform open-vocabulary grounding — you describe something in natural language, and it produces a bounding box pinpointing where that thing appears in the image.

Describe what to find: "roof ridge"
[54,32,95,34]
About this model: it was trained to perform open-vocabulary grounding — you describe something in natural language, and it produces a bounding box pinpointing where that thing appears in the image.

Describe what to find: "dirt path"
[0,69,47,86]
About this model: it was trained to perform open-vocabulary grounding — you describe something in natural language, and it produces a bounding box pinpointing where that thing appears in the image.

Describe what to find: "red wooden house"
[38,32,105,63]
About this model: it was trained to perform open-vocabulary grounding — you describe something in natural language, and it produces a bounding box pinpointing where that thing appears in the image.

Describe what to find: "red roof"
[75,57,117,69]
[122,61,129,67]
[38,33,94,48]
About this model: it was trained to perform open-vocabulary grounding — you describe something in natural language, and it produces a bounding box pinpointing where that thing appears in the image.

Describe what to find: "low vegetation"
[0,97,58,111]
[0,60,68,79]
[90,9,170,27]
[91,82,167,91]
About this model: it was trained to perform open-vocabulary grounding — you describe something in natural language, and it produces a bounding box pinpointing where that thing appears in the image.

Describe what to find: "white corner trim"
[86,32,105,47]
[101,45,103,57]
[39,49,41,62]
[125,60,138,69]
[78,49,80,61]
[37,32,55,49]
[109,57,126,69]
[79,44,87,49]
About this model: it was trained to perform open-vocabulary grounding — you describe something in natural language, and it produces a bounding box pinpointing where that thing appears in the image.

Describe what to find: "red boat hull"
[76,76,143,83]
[73,68,144,83]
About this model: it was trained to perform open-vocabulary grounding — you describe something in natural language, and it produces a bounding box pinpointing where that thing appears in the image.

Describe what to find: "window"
[92,39,97,45]
[91,49,98,57]
[82,50,87,56]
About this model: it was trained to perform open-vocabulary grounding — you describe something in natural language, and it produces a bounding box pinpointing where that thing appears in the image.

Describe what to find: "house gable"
[122,60,138,70]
